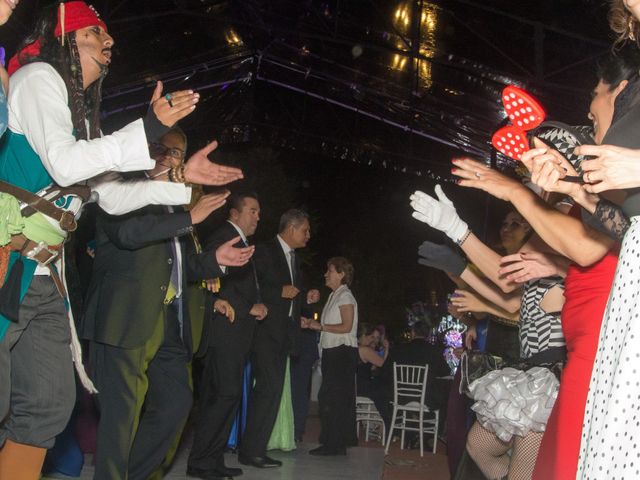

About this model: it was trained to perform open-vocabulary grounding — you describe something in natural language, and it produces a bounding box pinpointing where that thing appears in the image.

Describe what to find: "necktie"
[164,241,180,303]
[164,238,184,338]
[290,249,298,286]
[244,238,262,302]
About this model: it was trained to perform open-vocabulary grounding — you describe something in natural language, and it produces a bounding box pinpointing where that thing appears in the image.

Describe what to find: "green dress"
[266,358,296,451]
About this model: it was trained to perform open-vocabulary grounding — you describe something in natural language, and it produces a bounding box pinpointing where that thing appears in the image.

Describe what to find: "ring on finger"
[474,171,481,178]
[165,93,174,108]
[584,171,591,183]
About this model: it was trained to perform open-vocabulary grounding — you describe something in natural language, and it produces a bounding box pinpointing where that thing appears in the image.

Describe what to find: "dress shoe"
[238,454,282,468]
[308,445,347,456]
[186,466,225,480]
[213,465,243,477]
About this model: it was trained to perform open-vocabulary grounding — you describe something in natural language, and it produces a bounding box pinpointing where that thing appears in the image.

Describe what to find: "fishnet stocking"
[466,422,543,480]
[467,422,510,479]
[509,431,543,480]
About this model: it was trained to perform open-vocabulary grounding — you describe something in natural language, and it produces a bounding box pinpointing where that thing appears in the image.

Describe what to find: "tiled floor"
[73,442,384,480]
[44,411,451,480]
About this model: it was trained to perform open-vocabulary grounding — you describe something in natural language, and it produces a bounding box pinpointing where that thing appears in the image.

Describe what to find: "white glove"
[409,184,468,243]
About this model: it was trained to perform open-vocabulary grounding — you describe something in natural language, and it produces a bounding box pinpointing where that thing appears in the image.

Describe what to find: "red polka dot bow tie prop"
[491,86,545,162]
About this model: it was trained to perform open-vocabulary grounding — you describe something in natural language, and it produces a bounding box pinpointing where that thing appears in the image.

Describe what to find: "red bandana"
[8,2,108,75]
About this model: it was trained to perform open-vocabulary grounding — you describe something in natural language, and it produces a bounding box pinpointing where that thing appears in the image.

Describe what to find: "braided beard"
[91,57,109,78]
[66,34,89,140]
[65,34,104,140]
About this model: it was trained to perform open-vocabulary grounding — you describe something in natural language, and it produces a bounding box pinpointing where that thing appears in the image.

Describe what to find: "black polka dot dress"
[578,218,640,479]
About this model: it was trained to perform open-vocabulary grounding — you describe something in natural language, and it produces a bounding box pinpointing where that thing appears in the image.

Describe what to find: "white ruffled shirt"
[319,284,358,349]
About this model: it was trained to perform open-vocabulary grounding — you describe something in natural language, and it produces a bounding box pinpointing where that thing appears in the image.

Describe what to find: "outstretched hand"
[150,81,199,127]
[451,157,523,202]
[409,185,468,242]
[215,236,255,267]
[417,240,467,276]
[450,289,484,314]
[499,251,560,283]
[190,191,230,224]
[183,141,244,186]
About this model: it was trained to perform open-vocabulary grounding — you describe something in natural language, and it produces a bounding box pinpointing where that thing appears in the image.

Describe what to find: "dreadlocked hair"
[15,1,103,140]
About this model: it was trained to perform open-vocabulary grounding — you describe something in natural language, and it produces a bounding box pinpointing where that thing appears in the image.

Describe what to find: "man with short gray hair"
[239,209,319,467]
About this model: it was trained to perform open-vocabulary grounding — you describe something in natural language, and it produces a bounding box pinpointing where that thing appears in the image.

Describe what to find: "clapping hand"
[183,141,244,186]
[190,191,230,224]
[215,236,254,267]
[150,81,199,127]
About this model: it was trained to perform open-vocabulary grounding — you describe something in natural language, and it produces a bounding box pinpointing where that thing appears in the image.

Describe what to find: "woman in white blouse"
[303,256,358,456]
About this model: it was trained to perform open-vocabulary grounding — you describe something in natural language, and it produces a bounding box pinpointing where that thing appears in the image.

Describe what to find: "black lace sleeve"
[582,198,630,241]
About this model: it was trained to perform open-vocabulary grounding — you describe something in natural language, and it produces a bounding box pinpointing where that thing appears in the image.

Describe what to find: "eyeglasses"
[149,143,186,161]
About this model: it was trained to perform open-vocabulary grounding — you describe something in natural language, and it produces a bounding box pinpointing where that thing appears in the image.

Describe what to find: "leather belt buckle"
[59,211,77,232]
[24,241,59,266]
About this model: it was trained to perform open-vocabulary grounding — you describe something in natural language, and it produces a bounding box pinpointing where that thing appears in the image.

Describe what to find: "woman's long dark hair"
[596,43,640,125]
[16,2,104,140]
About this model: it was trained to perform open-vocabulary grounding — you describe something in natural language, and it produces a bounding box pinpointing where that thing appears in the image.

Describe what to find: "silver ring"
[475,171,481,178]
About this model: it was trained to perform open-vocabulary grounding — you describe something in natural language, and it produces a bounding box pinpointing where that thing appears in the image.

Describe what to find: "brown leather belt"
[9,234,65,296]
[9,234,61,266]
[0,180,91,232]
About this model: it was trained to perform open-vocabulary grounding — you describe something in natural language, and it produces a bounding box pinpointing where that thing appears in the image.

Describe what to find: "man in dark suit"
[187,192,268,480]
[239,209,319,468]
[383,320,451,411]
[81,129,251,480]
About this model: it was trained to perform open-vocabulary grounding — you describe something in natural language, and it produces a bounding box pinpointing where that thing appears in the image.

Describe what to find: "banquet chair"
[355,396,385,444]
[384,362,439,457]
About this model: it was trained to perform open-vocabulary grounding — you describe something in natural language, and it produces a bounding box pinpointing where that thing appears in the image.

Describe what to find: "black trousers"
[357,377,391,432]
[318,345,358,450]
[188,315,255,471]
[291,330,319,439]
[91,303,192,480]
[240,332,288,457]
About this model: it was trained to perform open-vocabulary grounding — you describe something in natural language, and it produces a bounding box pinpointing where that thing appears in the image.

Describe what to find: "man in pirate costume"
[0,2,243,478]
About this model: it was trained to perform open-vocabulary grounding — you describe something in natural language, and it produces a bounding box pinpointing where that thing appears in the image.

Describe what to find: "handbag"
[459,346,565,398]
[458,350,504,397]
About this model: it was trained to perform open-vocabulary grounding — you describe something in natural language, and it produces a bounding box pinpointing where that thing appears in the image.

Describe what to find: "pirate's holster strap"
[0,180,90,232]
[9,234,65,297]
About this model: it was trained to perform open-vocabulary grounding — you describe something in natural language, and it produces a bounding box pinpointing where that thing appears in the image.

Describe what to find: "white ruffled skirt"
[468,366,559,442]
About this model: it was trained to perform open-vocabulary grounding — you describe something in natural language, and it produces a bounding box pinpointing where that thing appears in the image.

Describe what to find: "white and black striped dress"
[468,276,565,440]
[519,276,566,358]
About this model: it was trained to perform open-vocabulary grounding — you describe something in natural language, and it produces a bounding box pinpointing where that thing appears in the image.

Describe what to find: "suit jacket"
[253,237,309,355]
[382,339,450,408]
[81,205,223,354]
[198,221,261,353]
